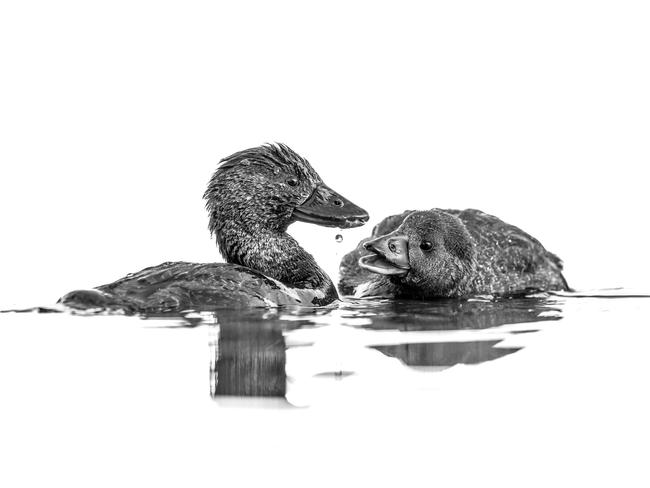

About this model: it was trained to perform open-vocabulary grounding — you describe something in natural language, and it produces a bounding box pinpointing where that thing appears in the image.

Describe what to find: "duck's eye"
[287,178,299,187]
[419,240,433,252]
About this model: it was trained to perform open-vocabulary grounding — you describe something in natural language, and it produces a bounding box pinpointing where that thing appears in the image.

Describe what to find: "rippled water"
[200,296,561,406]
[1,290,649,486]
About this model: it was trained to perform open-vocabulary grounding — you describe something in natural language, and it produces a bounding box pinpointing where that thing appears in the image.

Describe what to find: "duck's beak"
[359,234,410,276]
[293,183,369,229]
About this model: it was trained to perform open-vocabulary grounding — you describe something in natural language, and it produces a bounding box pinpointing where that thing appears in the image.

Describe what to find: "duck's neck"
[216,222,338,301]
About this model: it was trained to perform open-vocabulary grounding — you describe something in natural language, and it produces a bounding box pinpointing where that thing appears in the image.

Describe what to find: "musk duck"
[339,209,568,299]
[60,144,369,313]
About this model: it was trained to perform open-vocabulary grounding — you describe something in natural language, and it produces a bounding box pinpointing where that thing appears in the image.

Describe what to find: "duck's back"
[452,209,568,295]
[60,262,316,313]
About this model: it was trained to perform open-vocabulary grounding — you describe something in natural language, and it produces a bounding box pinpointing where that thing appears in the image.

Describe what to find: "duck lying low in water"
[61,144,369,313]
[339,209,568,299]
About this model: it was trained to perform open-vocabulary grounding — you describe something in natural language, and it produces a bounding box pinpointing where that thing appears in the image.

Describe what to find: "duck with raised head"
[339,209,568,299]
[60,144,369,313]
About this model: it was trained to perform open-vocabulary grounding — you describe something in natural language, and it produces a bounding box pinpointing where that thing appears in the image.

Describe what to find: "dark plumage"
[339,209,569,299]
[60,144,369,313]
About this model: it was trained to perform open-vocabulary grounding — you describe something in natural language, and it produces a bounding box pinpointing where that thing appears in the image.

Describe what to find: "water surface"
[200,296,562,405]
[1,291,648,486]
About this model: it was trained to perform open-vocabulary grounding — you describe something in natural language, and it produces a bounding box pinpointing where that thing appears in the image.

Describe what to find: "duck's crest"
[214,143,321,182]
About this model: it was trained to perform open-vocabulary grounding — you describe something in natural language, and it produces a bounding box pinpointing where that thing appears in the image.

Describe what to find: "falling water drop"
[335,234,343,243]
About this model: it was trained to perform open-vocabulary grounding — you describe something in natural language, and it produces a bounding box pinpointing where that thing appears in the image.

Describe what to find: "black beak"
[293,183,369,229]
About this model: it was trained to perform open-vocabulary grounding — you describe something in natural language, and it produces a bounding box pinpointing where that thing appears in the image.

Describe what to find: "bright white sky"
[1,1,649,308]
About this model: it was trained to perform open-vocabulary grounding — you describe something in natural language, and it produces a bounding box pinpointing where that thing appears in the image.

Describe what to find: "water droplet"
[335,234,343,243]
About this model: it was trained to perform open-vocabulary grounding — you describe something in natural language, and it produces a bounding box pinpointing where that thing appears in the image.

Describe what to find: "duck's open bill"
[293,183,369,229]
[359,234,410,276]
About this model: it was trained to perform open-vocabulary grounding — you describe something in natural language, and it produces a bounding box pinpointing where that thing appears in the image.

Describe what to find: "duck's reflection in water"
[203,296,563,402]
[342,296,563,331]
[374,340,521,369]
[210,317,287,398]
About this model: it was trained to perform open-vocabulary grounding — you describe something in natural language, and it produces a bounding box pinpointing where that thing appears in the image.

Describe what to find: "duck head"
[359,211,476,296]
[205,143,369,235]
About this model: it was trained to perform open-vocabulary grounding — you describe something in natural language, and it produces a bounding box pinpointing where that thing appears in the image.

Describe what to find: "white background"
[1,3,649,487]
[1,0,649,307]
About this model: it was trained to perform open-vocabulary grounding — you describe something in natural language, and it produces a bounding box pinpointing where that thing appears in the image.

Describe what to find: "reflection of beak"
[292,183,369,229]
[359,234,410,276]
